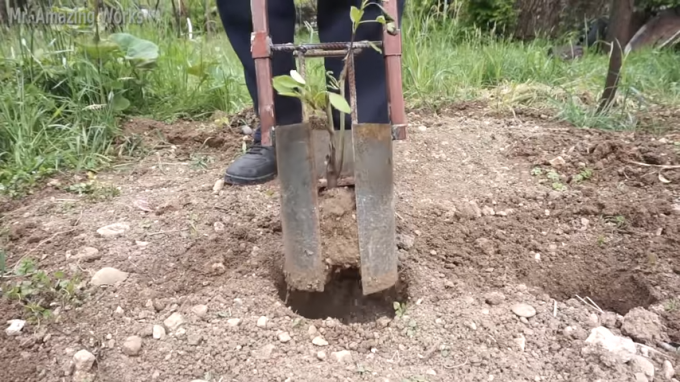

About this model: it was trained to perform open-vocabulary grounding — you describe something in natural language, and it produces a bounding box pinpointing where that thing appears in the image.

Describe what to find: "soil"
[318,187,360,269]
[1,103,680,382]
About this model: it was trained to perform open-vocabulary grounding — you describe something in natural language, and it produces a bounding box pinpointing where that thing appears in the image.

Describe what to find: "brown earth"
[1,103,680,382]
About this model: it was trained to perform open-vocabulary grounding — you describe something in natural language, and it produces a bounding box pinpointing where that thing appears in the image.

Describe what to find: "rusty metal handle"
[251,0,276,146]
[382,0,407,141]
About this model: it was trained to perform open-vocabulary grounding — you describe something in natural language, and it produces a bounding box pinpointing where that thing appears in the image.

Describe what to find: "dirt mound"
[1,109,680,381]
[318,186,360,269]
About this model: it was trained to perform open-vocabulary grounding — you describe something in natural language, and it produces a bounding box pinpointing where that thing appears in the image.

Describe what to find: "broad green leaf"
[290,70,306,84]
[273,75,301,94]
[350,6,364,24]
[111,94,131,111]
[109,33,159,68]
[78,40,119,60]
[187,61,216,77]
[376,15,386,24]
[328,92,351,114]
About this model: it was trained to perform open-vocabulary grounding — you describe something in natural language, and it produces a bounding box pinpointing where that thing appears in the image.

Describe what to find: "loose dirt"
[1,103,680,382]
[319,186,360,269]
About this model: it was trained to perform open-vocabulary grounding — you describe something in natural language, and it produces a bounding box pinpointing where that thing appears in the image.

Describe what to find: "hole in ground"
[533,270,658,315]
[274,267,410,324]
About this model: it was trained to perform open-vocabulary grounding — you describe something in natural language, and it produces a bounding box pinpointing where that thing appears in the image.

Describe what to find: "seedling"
[393,301,407,317]
[530,167,543,176]
[573,168,593,183]
[272,1,395,189]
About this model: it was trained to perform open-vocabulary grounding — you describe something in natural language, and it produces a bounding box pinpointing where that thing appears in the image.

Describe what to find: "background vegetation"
[0,0,679,196]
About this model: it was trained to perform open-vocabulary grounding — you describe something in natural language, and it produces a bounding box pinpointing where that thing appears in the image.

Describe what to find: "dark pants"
[215,0,405,141]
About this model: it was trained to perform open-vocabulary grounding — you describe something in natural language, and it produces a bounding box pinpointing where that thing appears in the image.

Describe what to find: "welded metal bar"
[294,48,364,58]
[272,41,381,52]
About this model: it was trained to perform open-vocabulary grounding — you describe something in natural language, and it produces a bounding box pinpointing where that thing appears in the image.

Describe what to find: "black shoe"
[224,144,277,185]
[225,126,277,185]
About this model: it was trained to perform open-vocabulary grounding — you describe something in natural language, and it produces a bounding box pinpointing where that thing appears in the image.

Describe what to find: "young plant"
[272,0,395,189]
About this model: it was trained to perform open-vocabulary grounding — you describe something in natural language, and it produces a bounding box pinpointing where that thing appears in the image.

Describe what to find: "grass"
[0,5,679,196]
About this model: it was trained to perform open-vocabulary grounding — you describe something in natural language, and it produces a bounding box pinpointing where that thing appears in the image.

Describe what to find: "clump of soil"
[317,186,360,270]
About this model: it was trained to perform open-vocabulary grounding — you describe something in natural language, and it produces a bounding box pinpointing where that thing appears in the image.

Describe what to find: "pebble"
[257,316,269,328]
[511,303,537,318]
[317,351,327,360]
[187,333,203,346]
[418,125,427,132]
[191,305,208,319]
[278,332,292,343]
[163,313,185,332]
[253,344,275,360]
[74,247,101,262]
[122,336,142,356]
[176,327,187,338]
[308,325,318,336]
[549,156,566,167]
[396,234,415,250]
[664,360,675,380]
[622,308,664,344]
[90,267,128,286]
[151,370,160,379]
[115,306,124,315]
[312,336,328,346]
[213,222,225,232]
[241,125,253,135]
[96,222,130,237]
[485,292,505,306]
[5,319,26,336]
[152,325,166,340]
[631,355,655,379]
[227,318,242,327]
[73,350,96,371]
[377,316,391,328]
[213,179,225,194]
[331,350,353,363]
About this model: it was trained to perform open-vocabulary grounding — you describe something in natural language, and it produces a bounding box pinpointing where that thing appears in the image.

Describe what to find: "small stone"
[511,303,536,318]
[317,351,327,360]
[5,319,26,336]
[549,156,566,167]
[635,373,649,382]
[308,325,318,336]
[175,327,186,338]
[122,336,142,356]
[74,247,101,262]
[96,223,130,237]
[312,336,328,346]
[227,318,241,327]
[241,125,253,135]
[213,222,225,232]
[73,350,95,371]
[213,179,225,194]
[482,206,495,216]
[418,125,427,132]
[152,325,166,340]
[396,234,415,250]
[191,305,208,319]
[257,316,269,328]
[664,360,675,380]
[278,332,291,343]
[514,335,526,351]
[622,307,665,344]
[485,292,505,306]
[427,369,437,376]
[114,306,124,315]
[253,344,275,360]
[631,355,655,379]
[187,333,203,346]
[163,312,185,332]
[376,317,391,328]
[151,371,160,379]
[331,350,353,363]
[91,267,128,286]
[584,326,637,363]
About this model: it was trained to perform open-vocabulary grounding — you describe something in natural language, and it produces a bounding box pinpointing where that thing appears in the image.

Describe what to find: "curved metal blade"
[352,123,397,295]
[275,123,325,292]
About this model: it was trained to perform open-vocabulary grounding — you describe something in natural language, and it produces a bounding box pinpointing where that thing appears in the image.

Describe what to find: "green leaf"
[109,33,159,68]
[111,94,131,112]
[393,301,401,310]
[376,15,386,24]
[290,70,306,84]
[273,75,301,94]
[368,41,382,53]
[78,40,119,60]
[54,270,65,280]
[328,92,351,114]
[350,6,364,24]
[186,61,216,77]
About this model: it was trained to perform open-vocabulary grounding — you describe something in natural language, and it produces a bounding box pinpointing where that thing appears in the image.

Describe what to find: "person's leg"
[216,0,300,185]
[316,0,405,129]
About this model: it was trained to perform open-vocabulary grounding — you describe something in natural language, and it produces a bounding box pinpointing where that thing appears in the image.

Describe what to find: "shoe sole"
[225,172,277,186]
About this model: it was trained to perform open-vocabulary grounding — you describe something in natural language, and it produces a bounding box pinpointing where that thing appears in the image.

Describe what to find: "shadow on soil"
[273,267,410,324]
